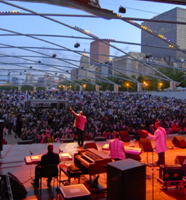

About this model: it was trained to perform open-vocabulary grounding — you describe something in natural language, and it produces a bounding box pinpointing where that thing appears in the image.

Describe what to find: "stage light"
[74,43,80,48]
[55,72,57,75]
[24,70,26,72]
[146,53,152,58]
[30,66,32,69]
[52,54,56,58]
[38,61,41,63]
[20,73,22,75]
[119,6,126,14]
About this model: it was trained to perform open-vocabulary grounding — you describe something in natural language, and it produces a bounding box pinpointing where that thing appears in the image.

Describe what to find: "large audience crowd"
[1,90,186,144]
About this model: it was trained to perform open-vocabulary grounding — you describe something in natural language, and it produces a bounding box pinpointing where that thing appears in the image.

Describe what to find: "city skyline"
[0,0,186,85]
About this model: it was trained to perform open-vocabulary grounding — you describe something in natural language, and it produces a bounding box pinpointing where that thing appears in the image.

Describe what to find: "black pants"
[77,128,84,146]
[34,165,52,187]
[157,152,165,165]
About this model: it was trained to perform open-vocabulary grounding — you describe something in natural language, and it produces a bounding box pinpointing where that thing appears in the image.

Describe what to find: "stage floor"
[1,134,186,200]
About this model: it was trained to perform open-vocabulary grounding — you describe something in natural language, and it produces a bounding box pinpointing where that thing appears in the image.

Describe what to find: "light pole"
[126,83,129,92]
[158,82,163,91]
[83,84,86,91]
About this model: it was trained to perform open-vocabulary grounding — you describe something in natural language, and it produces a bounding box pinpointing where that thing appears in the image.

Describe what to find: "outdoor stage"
[1,134,186,200]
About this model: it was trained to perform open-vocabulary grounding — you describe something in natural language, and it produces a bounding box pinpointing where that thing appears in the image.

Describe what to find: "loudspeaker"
[107,159,146,200]
[84,142,98,150]
[178,131,186,135]
[159,165,183,181]
[139,138,153,152]
[17,140,32,145]
[0,119,4,151]
[7,172,27,199]
[61,138,74,143]
[119,6,126,13]
[175,155,186,165]
[137,130,146,139]
[94,137,106,141]
[182,159,186,176]
[172,136,186,148]
[119,131,130,142]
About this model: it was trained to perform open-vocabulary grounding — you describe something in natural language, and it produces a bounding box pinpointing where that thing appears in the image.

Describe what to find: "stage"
[1,134,186,200]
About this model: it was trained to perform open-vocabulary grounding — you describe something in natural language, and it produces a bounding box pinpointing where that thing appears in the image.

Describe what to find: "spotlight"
[52,54,56,58]
[74,43,80,48]
[30,66,32,69]
[24,70,26,72]
[119,6,126,14]
[38,61,41,63]
[146,53,152,58]
[20,73,22,75]
[55,72,57,75]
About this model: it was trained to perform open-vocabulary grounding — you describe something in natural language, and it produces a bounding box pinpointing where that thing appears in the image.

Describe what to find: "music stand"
[139,138,155,167]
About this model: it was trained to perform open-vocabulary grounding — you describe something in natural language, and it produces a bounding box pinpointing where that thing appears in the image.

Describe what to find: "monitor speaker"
[175,155,186,165]
[84,142,98,150]
[119,131,130,142]
[7,172,27,199]
[0,120,4,151]
[172,136,186,148]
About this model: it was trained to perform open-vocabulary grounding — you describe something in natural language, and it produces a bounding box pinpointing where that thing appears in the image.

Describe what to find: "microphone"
[59,148,63,153]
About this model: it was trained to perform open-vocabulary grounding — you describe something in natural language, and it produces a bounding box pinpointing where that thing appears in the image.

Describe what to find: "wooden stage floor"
[1,134,186,200]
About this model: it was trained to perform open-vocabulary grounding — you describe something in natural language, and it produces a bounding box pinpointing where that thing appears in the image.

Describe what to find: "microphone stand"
[89,165,107,199]
[29,151,33,181]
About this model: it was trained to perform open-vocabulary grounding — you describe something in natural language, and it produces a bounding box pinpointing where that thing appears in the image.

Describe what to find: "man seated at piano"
[31,144,60,189]
[109,132,126,161]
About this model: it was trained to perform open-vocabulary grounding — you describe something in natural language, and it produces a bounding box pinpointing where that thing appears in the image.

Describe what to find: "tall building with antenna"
[141,7,186,61]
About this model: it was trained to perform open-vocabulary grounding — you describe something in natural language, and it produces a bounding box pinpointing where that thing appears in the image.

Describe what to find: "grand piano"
[74,148,112,183]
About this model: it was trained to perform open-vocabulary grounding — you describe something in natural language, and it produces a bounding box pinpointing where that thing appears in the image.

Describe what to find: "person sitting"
[32,144,60,189]
[109,132,126,161]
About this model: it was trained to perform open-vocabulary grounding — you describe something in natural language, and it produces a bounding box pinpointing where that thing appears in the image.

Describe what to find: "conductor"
[70,107,87,147]
[32,144,60,189]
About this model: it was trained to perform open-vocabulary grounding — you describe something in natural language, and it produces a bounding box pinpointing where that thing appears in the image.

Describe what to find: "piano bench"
[59,164,82,185]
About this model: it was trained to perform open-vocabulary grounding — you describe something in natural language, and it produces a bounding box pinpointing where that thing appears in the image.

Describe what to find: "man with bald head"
[70,107,87,147]
[32,144,60,189]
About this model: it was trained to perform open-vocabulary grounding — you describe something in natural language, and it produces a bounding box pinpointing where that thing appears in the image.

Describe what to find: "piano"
[74,148,112,183]
[102,144,142,161]
[25,152,72,165]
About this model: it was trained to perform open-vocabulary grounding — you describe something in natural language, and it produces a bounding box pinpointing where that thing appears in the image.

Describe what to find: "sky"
[0,0,186,83]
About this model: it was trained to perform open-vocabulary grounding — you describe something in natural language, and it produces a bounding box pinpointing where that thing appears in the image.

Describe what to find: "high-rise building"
[90,40,110,65]
[141,7,186,61]
[12,77,18,85]
[25,73,35,85]
[59,74,67,81]
[78,52,90,80]
[112,52,167,78]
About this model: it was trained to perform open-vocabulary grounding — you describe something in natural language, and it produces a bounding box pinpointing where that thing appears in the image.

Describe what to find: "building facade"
[141,7,186,61]
[90,40,110,65]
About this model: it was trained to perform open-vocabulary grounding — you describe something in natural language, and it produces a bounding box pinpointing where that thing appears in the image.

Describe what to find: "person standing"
[142,121,167,166]
[109,132,126,161]
[7,114,14,135]
[70,107,87,147]
[15,114,22,138]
